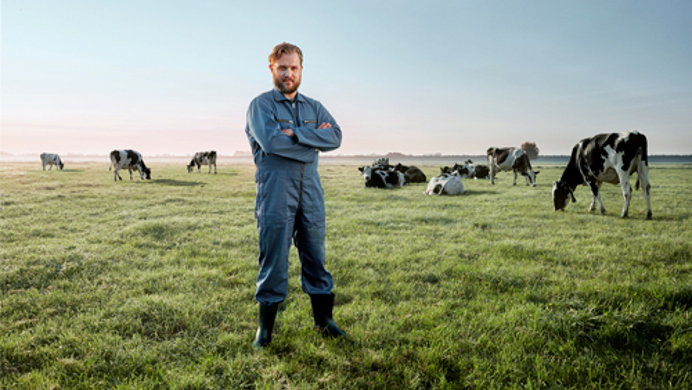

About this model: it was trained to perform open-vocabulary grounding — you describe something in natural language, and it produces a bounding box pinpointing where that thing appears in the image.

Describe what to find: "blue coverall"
[245,88,342,305]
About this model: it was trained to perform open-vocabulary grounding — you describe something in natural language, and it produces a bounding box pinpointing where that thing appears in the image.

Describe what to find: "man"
[245,42,347,348]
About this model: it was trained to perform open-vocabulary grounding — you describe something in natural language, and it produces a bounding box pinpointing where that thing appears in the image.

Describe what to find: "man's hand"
[281,128,296,139]
[317,122,332,129]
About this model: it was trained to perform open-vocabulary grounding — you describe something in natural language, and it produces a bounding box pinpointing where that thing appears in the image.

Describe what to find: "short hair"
[269,42,303,65]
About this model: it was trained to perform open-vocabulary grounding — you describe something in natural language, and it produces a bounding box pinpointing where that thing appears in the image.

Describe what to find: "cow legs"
[512,170,518,186]
[588,182,605,214]
[619,177,633,218]
[213,163,217,174]
[638,161,653,220]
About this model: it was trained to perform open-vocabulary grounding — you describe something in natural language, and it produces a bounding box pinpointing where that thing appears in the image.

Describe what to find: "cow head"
[58,162,65,170]
[394,163,409,173]
[440,166,452,174]
[143,167,152,180]
[524,170,540,186]
[552,180,575,211]
[358,166,374,182]
[187,162,195,173]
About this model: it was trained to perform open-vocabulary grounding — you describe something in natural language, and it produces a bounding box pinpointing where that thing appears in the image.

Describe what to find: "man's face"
[270,52,302,96]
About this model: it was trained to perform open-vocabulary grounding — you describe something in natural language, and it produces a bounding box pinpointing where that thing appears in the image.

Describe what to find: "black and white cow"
[470,164,490,179]
[395,163,427,184]
[424,171,464,195]
[358,166,405,188]
[439,161,475,178]
[552,131,652,220]
[40,153,64,170]
[487,147,539,186]
[187,151,217,174]
[109,149,151,181]
[372,157,390,168]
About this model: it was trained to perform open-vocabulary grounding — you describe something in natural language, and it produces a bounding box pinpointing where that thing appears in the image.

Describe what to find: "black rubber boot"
[252,303,279,349]
[309,293,347,338]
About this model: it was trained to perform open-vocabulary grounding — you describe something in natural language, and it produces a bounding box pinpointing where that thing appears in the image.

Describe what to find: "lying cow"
[109,149,151,181]
[470,164,490,179]
[40,153,64,170]
[487,147,539,186]
[358,166,405,188]
[552,131,652,219]
[440,161,473,178]
[424,171,464,195]
[187,151,217,174]
[395,163,427,184]
[373,157,390,168]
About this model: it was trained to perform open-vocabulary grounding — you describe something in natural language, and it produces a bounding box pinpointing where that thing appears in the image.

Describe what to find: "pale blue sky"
[2,0,691,156]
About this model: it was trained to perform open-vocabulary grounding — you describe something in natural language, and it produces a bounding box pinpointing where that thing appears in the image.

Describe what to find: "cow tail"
[635,145,645,191]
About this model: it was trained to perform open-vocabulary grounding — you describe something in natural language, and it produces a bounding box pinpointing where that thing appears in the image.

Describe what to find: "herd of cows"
[356,131,653,219]
[38,131,652,219]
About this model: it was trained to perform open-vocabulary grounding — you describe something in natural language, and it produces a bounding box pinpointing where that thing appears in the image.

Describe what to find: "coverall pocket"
[302,119,317,129]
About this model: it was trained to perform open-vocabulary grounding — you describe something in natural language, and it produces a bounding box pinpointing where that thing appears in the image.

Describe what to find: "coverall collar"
[272,88,306,103]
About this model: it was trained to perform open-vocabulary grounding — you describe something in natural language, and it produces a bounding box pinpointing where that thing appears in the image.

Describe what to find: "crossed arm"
[281,122,332,139]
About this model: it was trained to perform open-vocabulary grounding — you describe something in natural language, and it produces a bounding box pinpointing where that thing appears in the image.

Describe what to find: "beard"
[273,73,301,95]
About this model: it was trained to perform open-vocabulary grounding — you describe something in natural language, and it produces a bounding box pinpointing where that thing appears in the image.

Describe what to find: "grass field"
[1,161,691,389]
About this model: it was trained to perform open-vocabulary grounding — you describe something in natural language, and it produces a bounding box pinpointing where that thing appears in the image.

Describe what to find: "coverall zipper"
[292,100,304,208]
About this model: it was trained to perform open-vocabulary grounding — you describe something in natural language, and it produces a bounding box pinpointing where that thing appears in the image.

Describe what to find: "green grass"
[1,161,691,389]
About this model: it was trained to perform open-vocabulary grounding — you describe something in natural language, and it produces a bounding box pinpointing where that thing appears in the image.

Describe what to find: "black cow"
[487,147,539,186]
[395,163,427,184]
[187,151,217,174]
[552,131,652,219]
[109,149,151,181]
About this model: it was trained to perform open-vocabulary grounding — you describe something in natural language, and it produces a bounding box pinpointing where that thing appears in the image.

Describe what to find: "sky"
[2,0,691,157]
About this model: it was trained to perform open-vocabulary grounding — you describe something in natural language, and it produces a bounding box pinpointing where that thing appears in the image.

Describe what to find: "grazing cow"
[358,166,405,188]
[552,131,652,220]
[425,171,464,195]
[187,151,217,174]
[109,149,151,181]
[40,153,64,170]
[487,147,539,186]
[395,163,427,184]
